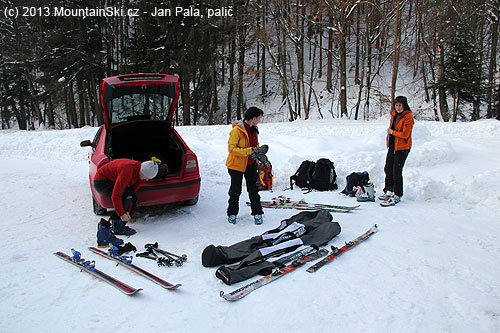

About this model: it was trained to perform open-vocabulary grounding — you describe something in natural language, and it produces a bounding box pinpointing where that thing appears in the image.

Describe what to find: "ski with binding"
[220,248,329,301]
[88,247,181,290]
[250,195,359,213]
[54,250,142,296]
[306,224,378,273]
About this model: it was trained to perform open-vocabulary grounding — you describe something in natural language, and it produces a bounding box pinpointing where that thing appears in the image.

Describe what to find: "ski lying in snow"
[220,248,329,302]
[270,195,360,210]
[249,195,359,213]
[54,250,142,296]
[88,247,181,290]
[306,224,378,273]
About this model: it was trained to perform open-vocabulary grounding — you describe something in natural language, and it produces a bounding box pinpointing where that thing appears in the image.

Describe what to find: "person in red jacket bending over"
[379,96,414,207]
[93,159,159,235]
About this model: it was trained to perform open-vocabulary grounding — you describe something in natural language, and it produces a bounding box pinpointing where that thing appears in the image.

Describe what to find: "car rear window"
[108,93,173,123]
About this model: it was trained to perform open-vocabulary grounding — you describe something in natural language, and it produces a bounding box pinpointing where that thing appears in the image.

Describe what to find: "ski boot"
[228,215,238,224]
[357,183,375,202]
[111,214,136,236]
[254,214,263,225]
[97,218,124,248]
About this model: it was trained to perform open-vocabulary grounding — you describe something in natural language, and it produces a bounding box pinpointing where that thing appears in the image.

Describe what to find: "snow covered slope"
[0,119,499,332]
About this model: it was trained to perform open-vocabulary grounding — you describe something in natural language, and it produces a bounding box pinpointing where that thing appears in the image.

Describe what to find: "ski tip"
[167,284,182,290]
[127,288,143,296]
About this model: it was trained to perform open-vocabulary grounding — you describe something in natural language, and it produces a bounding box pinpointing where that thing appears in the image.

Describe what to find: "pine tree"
[443,21,486,121]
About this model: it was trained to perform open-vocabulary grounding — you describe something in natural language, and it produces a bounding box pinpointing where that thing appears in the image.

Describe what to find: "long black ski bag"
[202,211,341,285]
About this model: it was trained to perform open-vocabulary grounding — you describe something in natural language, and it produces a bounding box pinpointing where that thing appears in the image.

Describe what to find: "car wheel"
[93,197,107,215]
[183,196,198,206]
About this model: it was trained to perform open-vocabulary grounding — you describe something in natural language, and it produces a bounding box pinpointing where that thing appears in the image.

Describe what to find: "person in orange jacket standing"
[379,96,414,207]
[226,107,266,224]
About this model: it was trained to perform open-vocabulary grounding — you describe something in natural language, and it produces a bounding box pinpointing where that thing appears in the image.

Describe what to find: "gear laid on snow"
[290,158,337,192]
[96,218,124,248]
[145,242,187,267]
[220,247,328,301]
[54,249,142,295]
[253,195,359,213]
[203,210,341,285]
[110,215,136,236]
[357,183,376,202]
[88,246,181,290]
[110,242,137,255]
[306,224,378,273]
[341,171,370,196]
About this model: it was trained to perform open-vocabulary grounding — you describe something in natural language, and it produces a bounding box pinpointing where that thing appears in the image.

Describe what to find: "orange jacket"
[226,121,258,172]
[386,109,414,151]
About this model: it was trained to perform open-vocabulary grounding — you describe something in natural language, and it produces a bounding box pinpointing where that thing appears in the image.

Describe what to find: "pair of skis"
[54,247,181,296]
[220,224,378,301]
[251,195,360,213]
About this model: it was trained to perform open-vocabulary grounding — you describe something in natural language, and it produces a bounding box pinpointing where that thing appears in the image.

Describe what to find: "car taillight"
[185,156,198,173]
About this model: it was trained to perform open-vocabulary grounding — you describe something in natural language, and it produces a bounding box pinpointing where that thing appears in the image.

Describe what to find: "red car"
[80,73,201,215]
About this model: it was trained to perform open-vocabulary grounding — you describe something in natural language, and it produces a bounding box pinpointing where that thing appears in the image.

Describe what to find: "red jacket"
[386,109,414,151]
[95,159,142,216]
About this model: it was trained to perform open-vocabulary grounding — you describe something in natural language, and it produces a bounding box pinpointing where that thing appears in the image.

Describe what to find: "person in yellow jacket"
[380,96,414,207]
[226,107,265,224]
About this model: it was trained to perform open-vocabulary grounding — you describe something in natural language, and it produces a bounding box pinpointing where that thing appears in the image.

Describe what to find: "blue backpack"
[341,171,370,195]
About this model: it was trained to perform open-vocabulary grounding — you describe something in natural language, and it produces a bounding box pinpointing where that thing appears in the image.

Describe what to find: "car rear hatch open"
[100,73,184,175]
[100,73,180,128]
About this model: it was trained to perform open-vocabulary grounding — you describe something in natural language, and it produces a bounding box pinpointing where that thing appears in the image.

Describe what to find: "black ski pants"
[227,162,263,216]
[93,179,138,216]
[383,148,410,197]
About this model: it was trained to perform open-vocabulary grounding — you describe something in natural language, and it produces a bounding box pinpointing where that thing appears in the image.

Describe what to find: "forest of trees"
[1,0,499,130]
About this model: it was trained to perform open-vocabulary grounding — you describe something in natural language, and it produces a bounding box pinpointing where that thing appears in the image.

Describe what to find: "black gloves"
[251,144,271,167]
[252,144,269,155]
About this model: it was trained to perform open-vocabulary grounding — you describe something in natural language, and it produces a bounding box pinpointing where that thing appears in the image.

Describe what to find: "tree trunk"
[390,0,401,104]
[436,7,450,122]
[89,72,104,126]
[487,6,499,118]
[237,22,245,120]
[23,69,44,127]
[261,0,267,100]
[227,35,235,124]
[339,16,348,118]
[68,82,78,128]
[181,71,191,126]
[326,12,334,92]
[452,87,458,122]
[355,5,361,85]
[47,95,55,128]
[77,76,86,127]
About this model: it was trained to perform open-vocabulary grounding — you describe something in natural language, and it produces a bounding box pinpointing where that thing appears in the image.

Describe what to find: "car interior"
[107,119,184,176]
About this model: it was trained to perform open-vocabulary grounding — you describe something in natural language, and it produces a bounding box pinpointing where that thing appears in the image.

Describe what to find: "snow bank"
[0,119,499,332]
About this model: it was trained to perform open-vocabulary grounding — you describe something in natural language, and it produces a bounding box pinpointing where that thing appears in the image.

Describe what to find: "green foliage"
[443,21,485,105]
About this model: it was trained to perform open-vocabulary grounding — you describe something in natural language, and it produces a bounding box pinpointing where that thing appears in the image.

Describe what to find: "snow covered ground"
[1,118,499,332]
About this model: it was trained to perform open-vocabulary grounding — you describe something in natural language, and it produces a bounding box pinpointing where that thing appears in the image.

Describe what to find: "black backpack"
[341,171,370,195]
[290,160,316,189]
[290,159,337,191]
[310,158,338,191]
